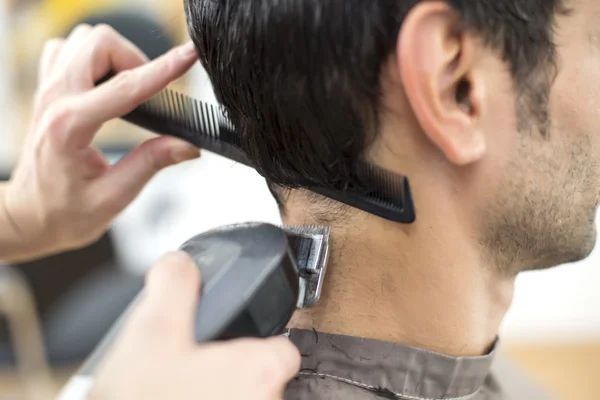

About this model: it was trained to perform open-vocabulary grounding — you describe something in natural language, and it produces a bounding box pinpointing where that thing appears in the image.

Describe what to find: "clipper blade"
[282,224,331,308]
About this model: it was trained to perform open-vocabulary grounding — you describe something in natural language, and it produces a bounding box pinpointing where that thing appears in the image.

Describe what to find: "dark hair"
[186,0,565,209]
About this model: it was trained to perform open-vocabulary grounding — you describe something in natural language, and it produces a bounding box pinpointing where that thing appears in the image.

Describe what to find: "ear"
[397,2,486,165]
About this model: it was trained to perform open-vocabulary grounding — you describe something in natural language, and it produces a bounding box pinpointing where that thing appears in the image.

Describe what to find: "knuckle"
[138,139,169,171]
[132,307,169,336]
[152,252,199,285]
[112,70,143,103]
[160,56,180,78]
[86,24,117,57]
[33,82,59,111]
[38,101,74,142]
[91,23,117,40]
[64,24,92,45]
[113,69,136,89]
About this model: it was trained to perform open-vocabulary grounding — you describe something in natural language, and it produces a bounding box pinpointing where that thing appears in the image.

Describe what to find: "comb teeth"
[356,163,407,207]
[124,83,415,223]
[309,162,415,223]
[139,89,232,141]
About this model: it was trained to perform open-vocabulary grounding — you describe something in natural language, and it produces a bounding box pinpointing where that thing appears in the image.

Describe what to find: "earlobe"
[397,2,486,166]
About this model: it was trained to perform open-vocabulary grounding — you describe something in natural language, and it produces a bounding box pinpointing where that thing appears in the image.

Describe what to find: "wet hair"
[186,0,566,211]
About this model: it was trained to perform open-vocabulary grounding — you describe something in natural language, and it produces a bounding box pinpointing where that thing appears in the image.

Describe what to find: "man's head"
[186,0,600,274]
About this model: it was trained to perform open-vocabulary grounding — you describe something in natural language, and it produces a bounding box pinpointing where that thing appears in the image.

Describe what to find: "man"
[1,24,300,399]
[187,0,595,398]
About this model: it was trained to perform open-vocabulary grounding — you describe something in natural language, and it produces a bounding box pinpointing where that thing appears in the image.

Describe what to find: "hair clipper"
[57,222,330,398]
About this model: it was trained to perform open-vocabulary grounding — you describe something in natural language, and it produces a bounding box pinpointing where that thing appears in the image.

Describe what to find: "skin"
[0,25,300,399]
[288,0,600,357]
[0,24,201,263]
[90,252,300,400]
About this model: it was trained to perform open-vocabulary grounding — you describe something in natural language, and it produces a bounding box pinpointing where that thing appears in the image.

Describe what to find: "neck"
[285,203,515,357]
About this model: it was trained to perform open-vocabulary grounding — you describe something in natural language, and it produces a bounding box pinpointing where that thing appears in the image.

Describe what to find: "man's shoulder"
[285,372,397,400]
[283,355,554,400]
[285,329,555,400]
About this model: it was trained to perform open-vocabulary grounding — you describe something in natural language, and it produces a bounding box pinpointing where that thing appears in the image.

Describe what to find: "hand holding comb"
[97,73,416,223]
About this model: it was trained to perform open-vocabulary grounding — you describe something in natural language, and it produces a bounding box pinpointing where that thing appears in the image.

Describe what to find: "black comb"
[98,74,416,223]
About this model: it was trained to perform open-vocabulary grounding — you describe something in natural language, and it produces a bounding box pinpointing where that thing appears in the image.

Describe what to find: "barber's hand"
[2,24,200,262]
[89,252,301,400]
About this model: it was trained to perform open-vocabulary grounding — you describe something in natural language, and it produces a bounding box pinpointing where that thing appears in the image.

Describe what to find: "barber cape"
[284,329,553,400]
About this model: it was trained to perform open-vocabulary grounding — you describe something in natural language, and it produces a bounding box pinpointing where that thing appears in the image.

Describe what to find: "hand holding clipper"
[64,251,300,400]
[58,223,328,399]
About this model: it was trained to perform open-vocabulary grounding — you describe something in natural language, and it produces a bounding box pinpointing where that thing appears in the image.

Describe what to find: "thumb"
[211,336,300,397]
[134,251,202,343]
[95,136,199,212]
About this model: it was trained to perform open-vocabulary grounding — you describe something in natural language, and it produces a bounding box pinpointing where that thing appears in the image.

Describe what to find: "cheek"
[551,72,591,138]
[479,80,520,172]
[550,66,600,198]
[464,86,520,216]
[548,63,600,212]
[551,42,600,158]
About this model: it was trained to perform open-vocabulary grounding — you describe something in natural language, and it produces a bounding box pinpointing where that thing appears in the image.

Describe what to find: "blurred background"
[0,1,597,399]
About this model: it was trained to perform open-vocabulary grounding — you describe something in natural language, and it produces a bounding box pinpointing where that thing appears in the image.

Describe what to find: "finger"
[134,251,201,341]
[214,336,301,393]
[54,24,93,70]
[38,38,64,84]
[68,24,149,86]
[65,23,93,45]
[260,336,302,384]
[92,136,199,214]
[65,42,197,147]
[258,337,302,398]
